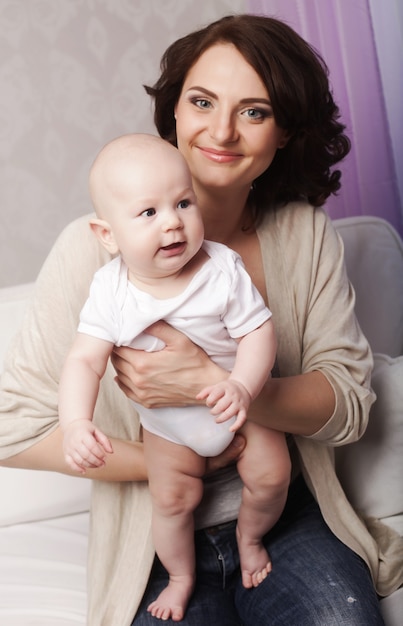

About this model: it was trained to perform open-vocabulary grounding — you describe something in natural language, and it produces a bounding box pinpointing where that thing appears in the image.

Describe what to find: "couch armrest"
[334,216,403,356]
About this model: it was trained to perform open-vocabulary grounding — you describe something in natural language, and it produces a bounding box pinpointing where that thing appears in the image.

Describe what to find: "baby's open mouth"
[161,242,184,251]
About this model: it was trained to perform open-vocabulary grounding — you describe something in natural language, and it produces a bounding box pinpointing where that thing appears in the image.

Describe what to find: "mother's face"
[174,43,288,196]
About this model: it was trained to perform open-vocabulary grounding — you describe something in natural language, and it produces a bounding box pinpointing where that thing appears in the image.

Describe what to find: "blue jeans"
[132,475,384,625]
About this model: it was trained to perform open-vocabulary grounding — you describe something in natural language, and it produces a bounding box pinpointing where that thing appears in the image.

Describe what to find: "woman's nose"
[209,110,238,144]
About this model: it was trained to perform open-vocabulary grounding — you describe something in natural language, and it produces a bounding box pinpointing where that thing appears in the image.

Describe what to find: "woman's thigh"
[132,527,242,626]
[133,475,384,626]
[235,476,385,626]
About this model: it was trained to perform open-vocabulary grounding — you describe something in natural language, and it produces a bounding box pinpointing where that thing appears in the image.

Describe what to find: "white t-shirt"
[79,240,271,456]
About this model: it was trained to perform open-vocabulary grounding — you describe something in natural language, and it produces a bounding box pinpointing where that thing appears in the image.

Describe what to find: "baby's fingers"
[197,386,226,408]
[74,435,108,468]
[196,385,219,403]
[93,428,113,454]
[213,400,238,421]
[229,408,247,431]
[65,454,88,474]
[81,441,108,467]
[66,445,102,473]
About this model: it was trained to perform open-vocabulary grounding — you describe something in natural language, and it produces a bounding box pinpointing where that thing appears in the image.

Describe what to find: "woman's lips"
[197,146,242,164]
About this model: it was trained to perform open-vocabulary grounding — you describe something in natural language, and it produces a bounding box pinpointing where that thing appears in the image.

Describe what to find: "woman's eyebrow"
[239,97,272,106]
[186,86,217,98]
[186,86,271,106]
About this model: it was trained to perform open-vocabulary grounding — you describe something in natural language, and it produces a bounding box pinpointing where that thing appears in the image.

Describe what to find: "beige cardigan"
[1,203,402,625]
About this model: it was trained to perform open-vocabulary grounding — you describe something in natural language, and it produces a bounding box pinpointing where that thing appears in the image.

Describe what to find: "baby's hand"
[62,419,113,474]
[196,379,251,431]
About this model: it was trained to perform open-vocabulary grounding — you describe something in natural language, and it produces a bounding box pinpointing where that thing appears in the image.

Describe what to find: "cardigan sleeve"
[0,214,136,459]
[260,204,376,447]
[302,209,375,444]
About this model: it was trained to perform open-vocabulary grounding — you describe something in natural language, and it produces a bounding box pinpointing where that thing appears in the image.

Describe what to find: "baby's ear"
[89,218,119,255]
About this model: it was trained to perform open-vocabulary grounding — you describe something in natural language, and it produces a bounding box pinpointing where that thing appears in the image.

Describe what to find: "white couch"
[0,216,402,625]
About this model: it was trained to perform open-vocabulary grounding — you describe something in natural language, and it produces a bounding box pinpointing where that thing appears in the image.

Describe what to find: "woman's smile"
[197,146,243,164]
[175,44,288,196]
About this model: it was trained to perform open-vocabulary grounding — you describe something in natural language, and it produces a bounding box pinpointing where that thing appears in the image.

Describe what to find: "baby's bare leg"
[143,429,206,622]
[236,422,291,589]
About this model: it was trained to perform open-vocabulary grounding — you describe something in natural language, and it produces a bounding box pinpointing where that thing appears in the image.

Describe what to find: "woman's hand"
[205,433,246,473]
[111,320,229,408]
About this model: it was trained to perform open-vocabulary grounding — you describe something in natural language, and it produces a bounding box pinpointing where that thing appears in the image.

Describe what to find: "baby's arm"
[197,319,276,431]
[59,333,114,473]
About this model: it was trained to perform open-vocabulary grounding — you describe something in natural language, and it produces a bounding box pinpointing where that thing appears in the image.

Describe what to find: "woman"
[1,14,400,625]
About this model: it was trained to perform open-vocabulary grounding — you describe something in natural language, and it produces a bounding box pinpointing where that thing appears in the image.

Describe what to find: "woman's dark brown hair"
[145,14,351,222]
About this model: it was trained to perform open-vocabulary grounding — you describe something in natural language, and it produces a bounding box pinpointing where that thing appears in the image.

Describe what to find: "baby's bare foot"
[147,574,194,621]
[237,534,272,589]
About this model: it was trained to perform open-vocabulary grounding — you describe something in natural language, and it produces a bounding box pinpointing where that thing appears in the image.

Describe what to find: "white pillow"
[336,353,403,520]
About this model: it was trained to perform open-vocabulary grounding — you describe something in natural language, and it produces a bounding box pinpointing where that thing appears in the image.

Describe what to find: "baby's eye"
[140,208,156,217]
[177,199,190,209]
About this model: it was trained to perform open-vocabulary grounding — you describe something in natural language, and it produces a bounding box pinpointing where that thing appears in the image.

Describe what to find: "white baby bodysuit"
[79,240,271,456]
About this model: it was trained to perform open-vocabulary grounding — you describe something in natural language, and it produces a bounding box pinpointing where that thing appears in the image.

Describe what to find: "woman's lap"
[132,475,384,625]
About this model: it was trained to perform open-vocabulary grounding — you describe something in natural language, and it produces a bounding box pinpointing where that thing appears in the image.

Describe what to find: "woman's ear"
[89,218,119,255]
[278,130,291,149]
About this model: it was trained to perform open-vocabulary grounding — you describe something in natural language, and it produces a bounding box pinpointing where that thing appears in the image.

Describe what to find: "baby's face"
[106,147,204,281]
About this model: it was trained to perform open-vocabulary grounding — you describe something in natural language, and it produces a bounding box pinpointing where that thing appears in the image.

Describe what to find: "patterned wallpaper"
[0,0,245,288]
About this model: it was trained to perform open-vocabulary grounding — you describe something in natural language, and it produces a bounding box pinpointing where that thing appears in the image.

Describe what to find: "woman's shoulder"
[260,202,331,236]
[257,202,342,284]
[44,214,111,276]
[33,214,113,313]
[258,202,339,255]
[56,213,100,249]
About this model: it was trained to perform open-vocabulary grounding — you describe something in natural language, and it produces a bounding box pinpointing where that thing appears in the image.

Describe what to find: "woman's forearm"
[1,426,148,482]
[249,370,335,437]
[1,422,248,480]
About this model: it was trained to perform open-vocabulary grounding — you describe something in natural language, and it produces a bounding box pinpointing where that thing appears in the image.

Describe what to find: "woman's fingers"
[205,433,246,474]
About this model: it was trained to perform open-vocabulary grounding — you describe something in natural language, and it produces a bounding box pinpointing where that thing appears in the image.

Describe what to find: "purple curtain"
[247,0,403,234]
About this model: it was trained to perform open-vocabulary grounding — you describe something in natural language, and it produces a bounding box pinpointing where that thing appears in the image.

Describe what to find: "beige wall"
[0,0,245,288]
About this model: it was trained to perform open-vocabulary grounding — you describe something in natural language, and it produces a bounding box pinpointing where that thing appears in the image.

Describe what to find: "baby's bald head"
[89,133,187,221]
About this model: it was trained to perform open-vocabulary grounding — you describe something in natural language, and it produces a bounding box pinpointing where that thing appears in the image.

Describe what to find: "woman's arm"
[0,215,244,478]
[248,370,335,436]
[111,211,374,443]
[1,426,149,481]
[112,324,333,437]
[0,216,150,480]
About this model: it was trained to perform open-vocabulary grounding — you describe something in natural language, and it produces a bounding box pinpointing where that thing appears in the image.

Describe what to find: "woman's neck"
[195,184,267,302]
[196,185,252,245]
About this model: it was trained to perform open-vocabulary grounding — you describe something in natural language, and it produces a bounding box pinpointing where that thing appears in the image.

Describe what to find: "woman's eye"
[178,199,190,209]
[140,208,156,217]
[193,98,211,110]
[243,108,269,121]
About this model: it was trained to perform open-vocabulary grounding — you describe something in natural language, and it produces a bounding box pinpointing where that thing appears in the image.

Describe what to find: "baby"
[59,134,291,621]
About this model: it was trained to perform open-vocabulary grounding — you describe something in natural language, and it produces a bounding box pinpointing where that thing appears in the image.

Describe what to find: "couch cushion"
[0,512,88,625]
[334,217,403,357]
[336,353,403,520]
[0,466,91,526]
